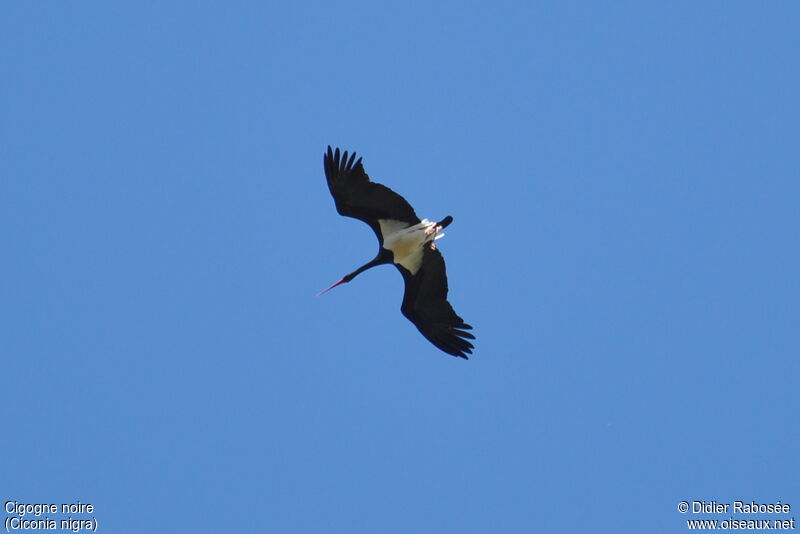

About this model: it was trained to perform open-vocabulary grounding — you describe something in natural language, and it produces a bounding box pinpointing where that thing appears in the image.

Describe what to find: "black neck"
[347,249,393,281]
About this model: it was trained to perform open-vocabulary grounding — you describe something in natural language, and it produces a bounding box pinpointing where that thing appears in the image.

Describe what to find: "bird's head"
[316,272,355,296]
[316,254,387,296]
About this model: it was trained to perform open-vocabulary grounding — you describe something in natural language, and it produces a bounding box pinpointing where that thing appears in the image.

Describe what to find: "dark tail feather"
[437,215,453,229]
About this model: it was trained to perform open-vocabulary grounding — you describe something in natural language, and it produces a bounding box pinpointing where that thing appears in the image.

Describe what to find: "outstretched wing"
[323,146,420,244]
[398,244,474,359]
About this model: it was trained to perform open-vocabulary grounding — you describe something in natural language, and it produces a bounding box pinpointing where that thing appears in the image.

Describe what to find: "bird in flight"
[318,146,475,359]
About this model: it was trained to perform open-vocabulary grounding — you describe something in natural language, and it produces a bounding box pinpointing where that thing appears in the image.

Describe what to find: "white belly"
[379,218,444,274]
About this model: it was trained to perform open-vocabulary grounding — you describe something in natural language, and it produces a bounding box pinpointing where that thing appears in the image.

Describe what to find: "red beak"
[316,278,347,296]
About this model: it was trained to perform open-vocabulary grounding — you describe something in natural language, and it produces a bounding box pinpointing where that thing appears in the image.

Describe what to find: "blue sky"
[2,2,798,532]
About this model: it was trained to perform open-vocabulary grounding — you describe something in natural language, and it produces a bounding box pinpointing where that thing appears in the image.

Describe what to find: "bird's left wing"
[324,146,420,243]
[398,245,474,359]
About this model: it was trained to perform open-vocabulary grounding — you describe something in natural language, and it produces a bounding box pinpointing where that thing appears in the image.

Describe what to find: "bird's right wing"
[324,146,420,243]
[398,244,474,359]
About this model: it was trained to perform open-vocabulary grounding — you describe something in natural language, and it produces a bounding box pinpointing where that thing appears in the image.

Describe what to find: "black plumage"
[324,146,419,244]
[321,146,475,359]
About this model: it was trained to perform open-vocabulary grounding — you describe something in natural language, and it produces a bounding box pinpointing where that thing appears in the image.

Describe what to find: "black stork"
[318,146,475,359]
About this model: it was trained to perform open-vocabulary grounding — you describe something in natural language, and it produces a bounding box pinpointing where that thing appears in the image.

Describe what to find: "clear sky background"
[2,2,798,533]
